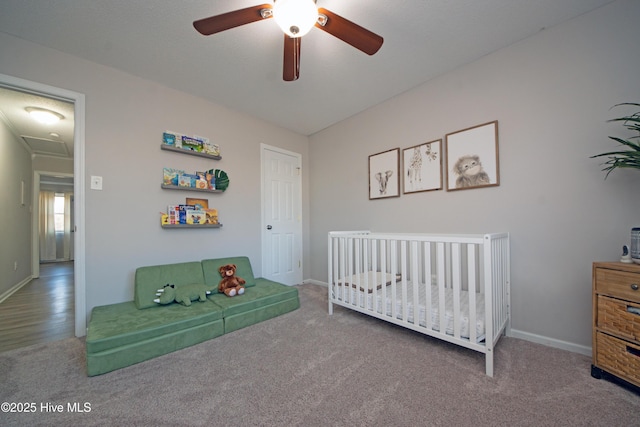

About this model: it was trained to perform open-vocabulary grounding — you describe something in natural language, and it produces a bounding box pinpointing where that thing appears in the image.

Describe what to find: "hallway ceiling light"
[26,107,64,125]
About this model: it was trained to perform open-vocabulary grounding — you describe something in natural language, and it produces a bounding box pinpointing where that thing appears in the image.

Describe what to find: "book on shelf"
[163,167,185,186]
[194,172,208,189]
[177,174,199,188]
[167,205,179,224]
[195,135,220,157]
[204,208,218,225]
[161,204,218,226]
[177,204,196,224]
[181,136,203,152]
[162,131,183,148]
[185,198,208,210]
[186,210,206,225]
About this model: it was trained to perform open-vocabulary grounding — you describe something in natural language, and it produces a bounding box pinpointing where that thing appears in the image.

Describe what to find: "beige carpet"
[1,284,638,426]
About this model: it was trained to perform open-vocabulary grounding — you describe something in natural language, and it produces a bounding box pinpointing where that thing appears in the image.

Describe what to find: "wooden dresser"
[592,262,640,390]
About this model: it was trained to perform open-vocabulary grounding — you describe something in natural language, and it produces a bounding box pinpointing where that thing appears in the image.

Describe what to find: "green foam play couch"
[86,256,299,376]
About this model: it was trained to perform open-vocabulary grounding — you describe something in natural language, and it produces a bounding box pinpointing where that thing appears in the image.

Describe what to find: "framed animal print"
[402,139,442,194]
[445,121,499,191]
[369,148,400,200]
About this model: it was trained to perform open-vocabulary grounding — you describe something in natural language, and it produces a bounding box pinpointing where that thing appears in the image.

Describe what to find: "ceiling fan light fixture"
[26,107,64,125]
[273,0,318,38]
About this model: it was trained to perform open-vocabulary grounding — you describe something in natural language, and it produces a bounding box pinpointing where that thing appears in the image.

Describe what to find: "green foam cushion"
[86,300,223,354]
[201,256,256,293]
[87,319,224,376]
[134,261,205,309]
[208,278,298,317]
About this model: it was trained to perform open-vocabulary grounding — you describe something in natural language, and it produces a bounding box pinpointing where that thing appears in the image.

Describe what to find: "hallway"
[0,262,74,353]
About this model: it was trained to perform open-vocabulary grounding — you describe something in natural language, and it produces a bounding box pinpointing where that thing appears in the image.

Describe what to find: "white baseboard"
[509,328,592,357]
[0,276,33,304]
[300,280,592,357]
[302,279,327,287]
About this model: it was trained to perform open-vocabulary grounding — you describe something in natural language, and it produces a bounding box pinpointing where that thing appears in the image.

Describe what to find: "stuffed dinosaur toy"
[153,283,211,306]
[218,264,246,297]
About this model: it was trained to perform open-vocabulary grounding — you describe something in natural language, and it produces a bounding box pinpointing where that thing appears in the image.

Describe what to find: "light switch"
[91,175,103,190]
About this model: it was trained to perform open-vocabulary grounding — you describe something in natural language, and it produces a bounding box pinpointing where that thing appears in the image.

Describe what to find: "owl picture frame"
[445,121,500,191]
[402,139,443,194]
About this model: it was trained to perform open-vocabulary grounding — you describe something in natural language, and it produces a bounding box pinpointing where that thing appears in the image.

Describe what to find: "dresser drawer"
[597,295,640,341]
[595,268,640,303]
[595,332,640,387]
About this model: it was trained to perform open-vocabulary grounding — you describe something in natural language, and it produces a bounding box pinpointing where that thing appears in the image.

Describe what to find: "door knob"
[267,225,272,230]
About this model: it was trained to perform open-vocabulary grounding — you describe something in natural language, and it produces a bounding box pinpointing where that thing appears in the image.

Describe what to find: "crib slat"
[381,239,387,316]
[424,242,433,331]
[391,240,398,320]
[436,242,446,336]
[361,237,367,308]
[411,240,419,326]
[400,240,409,323]
[371,238,378,314]
[467,243,477,344]
[452,243,461,339]
[340,237,345,303]
[328,234,334,314]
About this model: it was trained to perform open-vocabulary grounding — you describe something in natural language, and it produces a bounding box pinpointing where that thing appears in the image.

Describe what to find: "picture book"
[181,136,203,152]
[162,131,183,148]
[177,174,199,188]
[162,131,177,146]
[196,135,220,157]
[194,172,208,189]
[163,168,185,186]
[177,204,195,224]
[186,210,206,225]
[206,173,216,190]
[167,205,179,224]
[186,198,208,210]
[204,208,219,225]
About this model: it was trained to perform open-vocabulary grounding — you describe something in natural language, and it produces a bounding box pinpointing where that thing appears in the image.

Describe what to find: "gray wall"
[308,0,640,352]
[0,118,32,296]
[0,31,310,325]
[1,0,638,352]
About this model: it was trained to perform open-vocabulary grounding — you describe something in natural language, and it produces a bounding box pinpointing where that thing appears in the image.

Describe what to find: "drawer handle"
[632,283,639,291]
[628,306,640,316]
[627,345,640,358]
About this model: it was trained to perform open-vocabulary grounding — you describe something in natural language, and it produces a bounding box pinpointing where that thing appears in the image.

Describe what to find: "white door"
[261,144,302,285]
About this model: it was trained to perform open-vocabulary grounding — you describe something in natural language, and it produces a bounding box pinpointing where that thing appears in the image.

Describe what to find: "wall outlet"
[14,261,18,271]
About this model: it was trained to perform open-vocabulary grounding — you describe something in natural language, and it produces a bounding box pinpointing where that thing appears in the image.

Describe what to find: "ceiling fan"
[193,0,383,81]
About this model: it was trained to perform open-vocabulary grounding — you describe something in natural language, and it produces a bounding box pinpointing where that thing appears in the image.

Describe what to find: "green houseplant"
[592,103,640,178]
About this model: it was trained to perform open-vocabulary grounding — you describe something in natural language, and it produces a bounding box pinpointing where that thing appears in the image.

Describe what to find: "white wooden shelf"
[161,184,223,193]
[161,223,222,229]
[160,144,222,160]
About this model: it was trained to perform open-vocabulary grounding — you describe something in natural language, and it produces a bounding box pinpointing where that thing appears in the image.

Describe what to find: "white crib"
[328,231,510,377]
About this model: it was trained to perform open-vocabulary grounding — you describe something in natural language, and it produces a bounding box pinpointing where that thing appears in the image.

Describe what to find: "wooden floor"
[0,262,74,353]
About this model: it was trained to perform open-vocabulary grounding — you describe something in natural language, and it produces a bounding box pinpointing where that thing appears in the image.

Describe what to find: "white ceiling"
[0,0,615,136]
[0,86,74,158]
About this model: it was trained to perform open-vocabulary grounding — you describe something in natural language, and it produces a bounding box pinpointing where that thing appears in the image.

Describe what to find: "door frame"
[32,170,74,272]
[260,143,303,284]
[0,73,86,337]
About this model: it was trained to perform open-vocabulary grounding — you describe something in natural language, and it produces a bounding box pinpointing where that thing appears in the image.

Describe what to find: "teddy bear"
[218,264,246,297]
[153,283,212,306]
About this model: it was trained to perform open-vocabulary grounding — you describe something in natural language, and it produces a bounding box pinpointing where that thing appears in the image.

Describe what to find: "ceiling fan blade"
[193,4,272,36]
[315,8,383,55]
[283,35,301,81]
